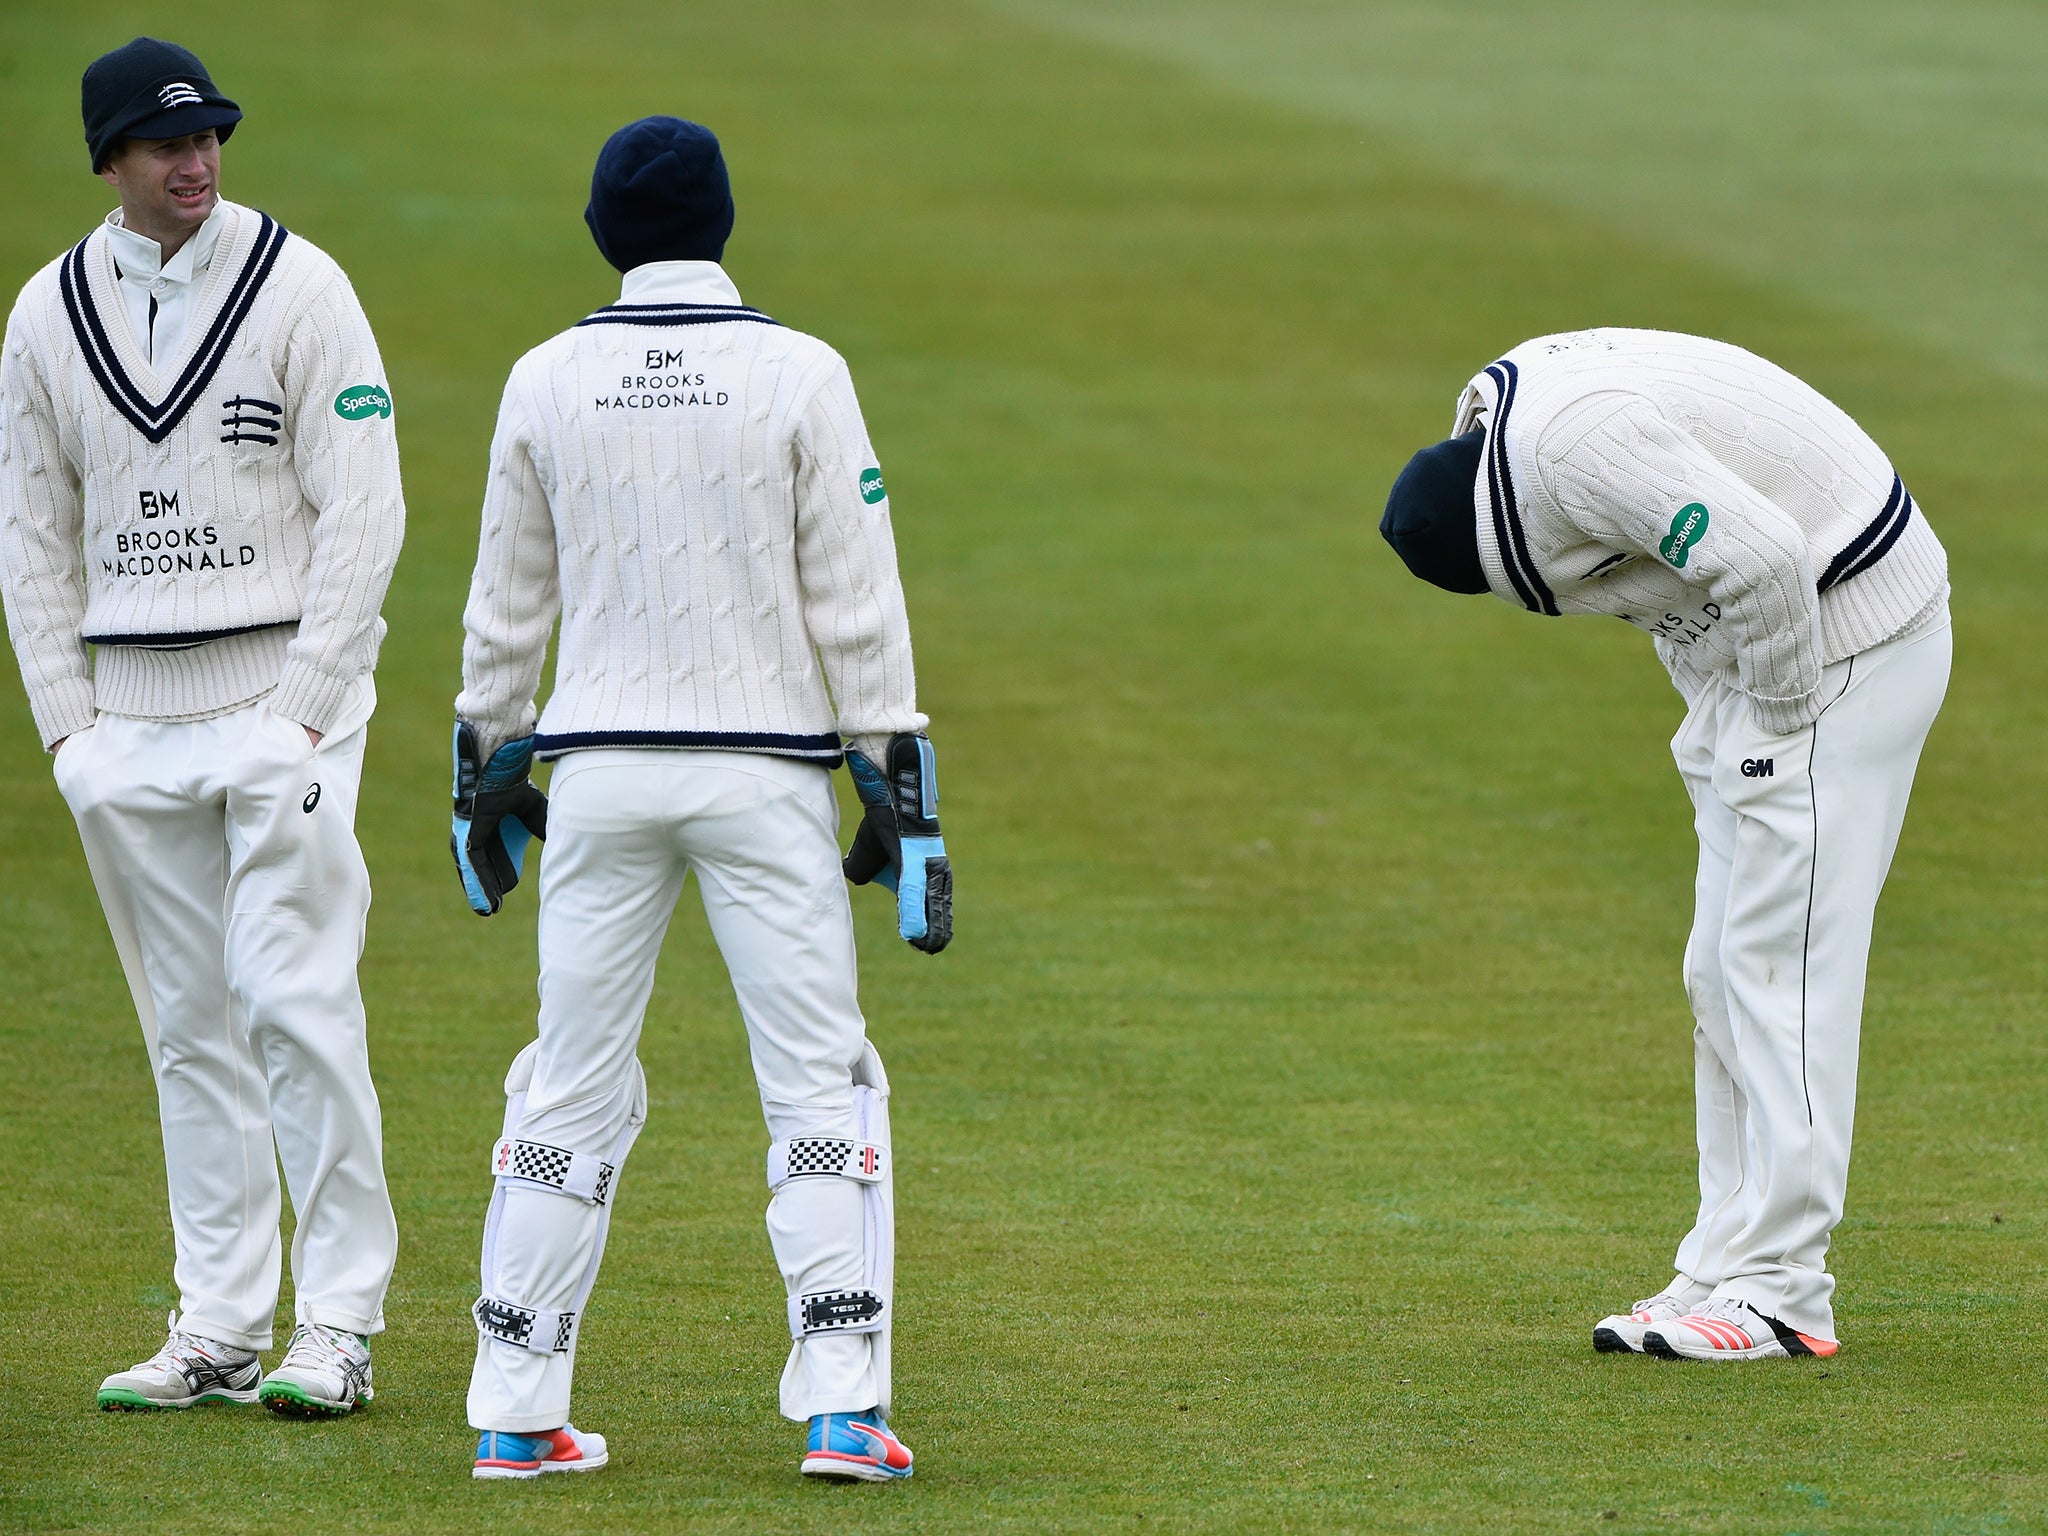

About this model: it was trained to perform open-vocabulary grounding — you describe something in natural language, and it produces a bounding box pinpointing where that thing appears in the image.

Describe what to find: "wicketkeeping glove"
[450,722,548,917]
[843,733,953,953]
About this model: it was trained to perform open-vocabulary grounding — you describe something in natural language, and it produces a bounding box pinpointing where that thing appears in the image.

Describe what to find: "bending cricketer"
[451,117,950,1481]
[1380,328,1948,1362]
[0,39,404,1413]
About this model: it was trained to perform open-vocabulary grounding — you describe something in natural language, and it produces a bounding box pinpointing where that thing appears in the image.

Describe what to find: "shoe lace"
[1629,1290,1687,1316]
[146,1311,233,1371]
[278,1322,345,1371]
[1691,1296,1755,1324]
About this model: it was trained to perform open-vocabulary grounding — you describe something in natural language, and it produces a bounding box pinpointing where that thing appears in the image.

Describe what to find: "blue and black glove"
[451,722,549,917]
[843,733,952,954]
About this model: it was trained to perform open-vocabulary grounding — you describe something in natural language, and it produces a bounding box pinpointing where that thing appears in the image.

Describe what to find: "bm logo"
[1740,757,1775,778]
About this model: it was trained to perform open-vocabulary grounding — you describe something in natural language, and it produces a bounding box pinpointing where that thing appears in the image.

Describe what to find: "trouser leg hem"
[784,1393,882,1423]
[295,1303,385,1338]
[176,1313,272,1353]
[469,1411,572,1435]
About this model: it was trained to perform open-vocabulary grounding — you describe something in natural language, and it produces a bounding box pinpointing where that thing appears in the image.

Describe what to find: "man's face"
[99,130,221,243]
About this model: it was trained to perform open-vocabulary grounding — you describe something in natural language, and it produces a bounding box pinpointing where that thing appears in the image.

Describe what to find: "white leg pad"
[467,1041,647,1432]
[772,1041,894,1420]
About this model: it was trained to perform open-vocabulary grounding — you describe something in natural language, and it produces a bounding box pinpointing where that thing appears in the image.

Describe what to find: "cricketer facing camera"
[1381,329,1949,1362]
[451,117,949,1482]
[0,39,404,1413]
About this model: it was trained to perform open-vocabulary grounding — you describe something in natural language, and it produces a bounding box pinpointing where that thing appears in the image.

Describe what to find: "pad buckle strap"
[766,1136,889,1190]
[493,1137,616,1204]
[788,1289,886,1338]
[473,1295,575,1354]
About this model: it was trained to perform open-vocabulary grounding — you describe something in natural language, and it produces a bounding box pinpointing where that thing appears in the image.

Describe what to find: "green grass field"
[1,2,2044,1531]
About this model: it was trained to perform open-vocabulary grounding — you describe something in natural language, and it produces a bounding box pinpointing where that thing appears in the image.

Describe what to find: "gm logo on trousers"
[1741,758,1775,778]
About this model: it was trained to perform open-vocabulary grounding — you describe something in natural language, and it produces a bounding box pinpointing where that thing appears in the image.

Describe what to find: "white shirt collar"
[105,201,229,287]
[616,261,744,307]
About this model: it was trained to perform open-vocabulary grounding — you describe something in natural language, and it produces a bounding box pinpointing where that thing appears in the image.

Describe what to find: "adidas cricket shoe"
[801,1410,914,1482]
[1642,1296,1839,1361]
[97,1311,262,1411]
[1593,1287,1708,1354]
[473,1425,609,1480]
[257,1322,374,1417]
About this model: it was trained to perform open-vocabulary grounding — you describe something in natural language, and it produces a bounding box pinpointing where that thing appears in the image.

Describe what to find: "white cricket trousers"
[467,749,888,1433]
[1670,605,1950,1339]
[51,682,397,1350]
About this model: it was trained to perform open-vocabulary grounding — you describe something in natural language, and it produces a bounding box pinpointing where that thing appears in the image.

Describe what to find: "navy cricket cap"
[1380,430,1490,595]
[83,39,242,173]
[585,117,735,272]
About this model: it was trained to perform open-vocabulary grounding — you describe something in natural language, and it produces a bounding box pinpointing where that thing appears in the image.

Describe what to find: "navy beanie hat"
[585,117,735,272]
[82,38,241,172]
[1380,430,1490,595]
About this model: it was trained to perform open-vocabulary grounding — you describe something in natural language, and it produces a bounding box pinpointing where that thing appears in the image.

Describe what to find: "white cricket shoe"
[1643,1296,1839,1361]
[258,1322,375,1417]
[1593,1286,1707,1354]
[97,1311,263,1411]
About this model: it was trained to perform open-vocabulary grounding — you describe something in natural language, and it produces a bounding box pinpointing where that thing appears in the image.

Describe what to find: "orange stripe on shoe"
[1686,1317,1750,1350]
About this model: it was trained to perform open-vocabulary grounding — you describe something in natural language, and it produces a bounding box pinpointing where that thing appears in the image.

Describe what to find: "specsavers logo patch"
[859,468,887,505]
[1659,502,1709,569]
[334,385,393,421]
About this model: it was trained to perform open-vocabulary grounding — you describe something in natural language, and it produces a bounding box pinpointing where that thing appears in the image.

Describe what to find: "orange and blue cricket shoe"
[801,1410,914,1481]
[472,1424,609,1480]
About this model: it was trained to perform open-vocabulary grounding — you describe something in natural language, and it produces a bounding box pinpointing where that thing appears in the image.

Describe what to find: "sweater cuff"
[1748,688,1822,737]
[846,732,896,768]
[28,675,98,750]
[270,660,357,734]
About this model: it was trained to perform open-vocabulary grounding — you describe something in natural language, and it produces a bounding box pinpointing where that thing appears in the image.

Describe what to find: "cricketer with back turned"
[1380,328,1949,1362]
[449,117,950,1482]
[0,40,404,1414]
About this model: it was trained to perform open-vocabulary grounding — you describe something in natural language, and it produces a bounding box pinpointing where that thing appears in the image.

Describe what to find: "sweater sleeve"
[1537,393,1824,734]
[791,355,927,757]
[454,367,558,757]
[0,299,96,748]
[270,268,407,733]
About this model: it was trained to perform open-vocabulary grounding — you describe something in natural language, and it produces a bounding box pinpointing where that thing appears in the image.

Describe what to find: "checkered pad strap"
[493,1137,616,1204]
[473,1295,575,1354]
[789,1288,887,1338]
[766,1136,889,1189]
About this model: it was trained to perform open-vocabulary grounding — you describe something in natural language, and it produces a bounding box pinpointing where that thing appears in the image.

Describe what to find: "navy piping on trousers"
[534,727,843,765]
[1484,360,1559,617]
[60,214,289,445]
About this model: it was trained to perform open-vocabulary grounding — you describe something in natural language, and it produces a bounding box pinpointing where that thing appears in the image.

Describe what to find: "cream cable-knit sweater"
[455,261,925,765]
[0,199,406,746]
[1455,329,1947,733]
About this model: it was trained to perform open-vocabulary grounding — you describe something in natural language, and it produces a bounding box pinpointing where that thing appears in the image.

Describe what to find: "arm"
[453,367,559,760]
[1537,394,1824,733]
[0,306,95,750]
[791,354,926,763]
[271,269,407,735]
[792,356,950,951]
[448,367,559,917]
